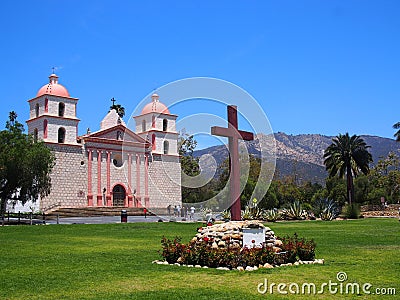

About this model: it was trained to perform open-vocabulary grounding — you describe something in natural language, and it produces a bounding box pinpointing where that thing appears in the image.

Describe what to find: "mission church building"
[25,73,181,212]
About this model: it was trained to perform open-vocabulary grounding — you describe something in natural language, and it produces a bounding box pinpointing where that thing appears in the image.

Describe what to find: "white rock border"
[152,258,324,271]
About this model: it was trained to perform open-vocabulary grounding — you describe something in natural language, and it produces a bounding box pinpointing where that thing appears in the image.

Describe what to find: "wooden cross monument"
[211,105,254,221]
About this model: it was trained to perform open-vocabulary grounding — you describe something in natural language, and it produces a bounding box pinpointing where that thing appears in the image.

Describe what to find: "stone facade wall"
[29,96,45,119]
[41,144,87,210]
[46,96,77,118]
[27,118,45,139]
[45,117,79,144]
[42,144,181,209]
[151,132,178,155]
[148,155,181,208]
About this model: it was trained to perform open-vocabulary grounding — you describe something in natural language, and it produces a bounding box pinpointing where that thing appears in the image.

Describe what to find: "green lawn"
[0,218,399,299]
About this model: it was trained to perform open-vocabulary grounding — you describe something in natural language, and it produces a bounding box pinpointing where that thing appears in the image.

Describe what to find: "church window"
[163,140,169,154]
[58,102,65,117]
[117,131,123,140]
[35,103,39,118]
[58,127,66,143]
[152,134,156,151]
[43,120,48,139]
[152,116,155,128]
[112,153,123,168]
[33,128,38,142]
[142,120,146,132]
[45,98,48,112]
[163,119,168,131]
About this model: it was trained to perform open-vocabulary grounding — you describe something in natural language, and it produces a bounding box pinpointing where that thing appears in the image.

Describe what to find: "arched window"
[142,120,146,132]
[58,127,66,143]
[35,103,39,118]
[45,98,48,113]
[33,128,38,142]
[43,120,48,139]
[152,134,156,151]
[163,140,169,154]
[58,102,65,117]
[152,116,156,128]
[163,119,168,131]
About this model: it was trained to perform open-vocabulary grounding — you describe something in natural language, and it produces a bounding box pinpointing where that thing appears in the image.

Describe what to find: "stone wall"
[41,144,87,210]
[192,221,283,252]
[148,155,181,208]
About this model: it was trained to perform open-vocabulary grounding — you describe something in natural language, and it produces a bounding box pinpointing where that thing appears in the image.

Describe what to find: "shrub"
[160,236,185,264]
[279,235,298,263]
[296,237,316,261]
[343,203,360,219]
[279,233,316,262]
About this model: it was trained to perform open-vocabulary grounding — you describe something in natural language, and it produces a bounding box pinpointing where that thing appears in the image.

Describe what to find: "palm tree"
[109,98,125,118]
[9,111,17,125]
[393,122,400,141]
[324,133,372,204]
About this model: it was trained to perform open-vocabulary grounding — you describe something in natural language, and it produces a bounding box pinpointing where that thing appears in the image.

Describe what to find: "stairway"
[48,207,154,218]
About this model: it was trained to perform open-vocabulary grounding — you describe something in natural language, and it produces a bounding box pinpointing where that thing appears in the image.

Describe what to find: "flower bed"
[158,233,318,270]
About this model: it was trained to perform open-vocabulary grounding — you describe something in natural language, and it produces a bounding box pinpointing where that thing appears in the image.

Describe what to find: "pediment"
[80,124,148,145]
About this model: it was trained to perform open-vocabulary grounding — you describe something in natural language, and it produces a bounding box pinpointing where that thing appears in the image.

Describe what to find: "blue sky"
[1,0,399,149]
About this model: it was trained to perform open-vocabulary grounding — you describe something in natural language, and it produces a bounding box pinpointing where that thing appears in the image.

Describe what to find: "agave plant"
[250,206,264,220]
[264,208,280,222]
[314,198,339,221]
[281,201,307,220]
[241,206,252,220]
[221,209,231,221]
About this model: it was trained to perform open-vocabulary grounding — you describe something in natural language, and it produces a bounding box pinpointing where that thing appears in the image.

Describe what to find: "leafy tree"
[310,177,346,207]
[0,112,55,220]
[179,134,201,202]
[179,134,200,177]
[393,122,400,142]
[258,180,279,209]
[354,175,370,204]
[275,177,303,207]
[368,152,400,203]
[324,133,372,205]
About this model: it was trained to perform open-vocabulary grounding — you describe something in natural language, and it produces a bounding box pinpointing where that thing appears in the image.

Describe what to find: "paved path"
[45,214,203,225]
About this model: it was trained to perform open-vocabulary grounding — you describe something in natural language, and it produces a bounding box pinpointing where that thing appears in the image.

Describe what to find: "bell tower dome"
[133,93,178,156]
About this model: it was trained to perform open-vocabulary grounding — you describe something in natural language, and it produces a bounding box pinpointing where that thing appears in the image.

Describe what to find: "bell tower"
[27,73,80,145]
[133,93,181,209]
[134,93,178,156]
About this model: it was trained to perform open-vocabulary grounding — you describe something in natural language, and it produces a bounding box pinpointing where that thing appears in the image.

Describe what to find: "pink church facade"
[26,73,182,211]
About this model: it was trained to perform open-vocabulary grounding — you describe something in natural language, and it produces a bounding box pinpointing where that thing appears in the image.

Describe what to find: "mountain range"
[193,132,400,184]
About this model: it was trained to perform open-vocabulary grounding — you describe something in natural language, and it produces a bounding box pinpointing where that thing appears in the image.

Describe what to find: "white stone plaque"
[242,227,265,248]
